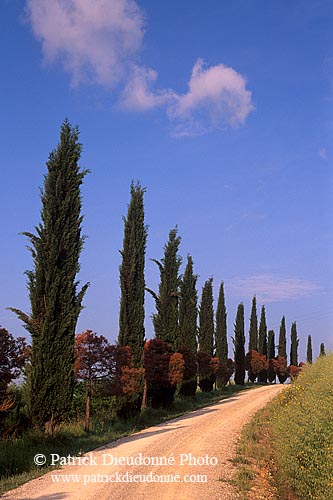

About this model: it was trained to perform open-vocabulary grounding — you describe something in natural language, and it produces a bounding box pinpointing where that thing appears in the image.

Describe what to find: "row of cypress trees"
[10,121,317,429]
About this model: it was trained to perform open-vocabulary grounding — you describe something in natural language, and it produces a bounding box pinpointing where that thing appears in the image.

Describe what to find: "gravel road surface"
[2,385,284,500]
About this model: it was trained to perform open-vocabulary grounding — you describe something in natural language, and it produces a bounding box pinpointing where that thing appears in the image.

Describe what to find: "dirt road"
[3,385,284,500]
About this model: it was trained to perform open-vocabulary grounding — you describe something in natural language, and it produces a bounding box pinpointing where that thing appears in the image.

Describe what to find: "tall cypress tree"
[306,335,313,364]
[278,316,287,362]
[198,277,214,355]
[147,228,181,348]
[10,120,89,428]
[258,305,268,383]
[118,181,147,367]
[267,330,275,360]
[319,343,326,357]
[267,329,276,383]
[258,305,267,356]
[178,255,198,353]
[248,296,258,352]
[233,303,245,385]
[290,321,299,367]
[215,281,228,364]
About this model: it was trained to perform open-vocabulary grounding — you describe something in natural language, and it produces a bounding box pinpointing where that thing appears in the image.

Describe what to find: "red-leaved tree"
[197,352,219,392]
[143,339,184,408]
[272,355,289,384]
[74,330,115,431]
[0,327,28,403]
[246,350,268,383]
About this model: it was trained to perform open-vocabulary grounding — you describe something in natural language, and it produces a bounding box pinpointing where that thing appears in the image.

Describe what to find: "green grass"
[270,354,333,500]
[233,354,333,500]
[0,383,253,495]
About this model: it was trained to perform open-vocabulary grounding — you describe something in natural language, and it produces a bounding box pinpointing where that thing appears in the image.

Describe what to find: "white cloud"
[167,59,254,136]
[228,274,320,303]
[120,65,174,110]
[26,0,145,87]
[26,1,254,134]
[319,148,327,160]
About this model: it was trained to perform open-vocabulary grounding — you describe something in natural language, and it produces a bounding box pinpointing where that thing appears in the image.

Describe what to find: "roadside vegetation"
[232,353,333,500]
[0,383,252,495]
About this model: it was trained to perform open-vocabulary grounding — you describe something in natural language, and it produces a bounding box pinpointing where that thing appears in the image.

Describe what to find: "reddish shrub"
[288,364,302,380]
[272,355,289,384]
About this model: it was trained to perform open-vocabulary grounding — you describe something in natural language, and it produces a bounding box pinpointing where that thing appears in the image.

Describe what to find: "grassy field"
[233,354,333,500]
[270,354,333,500]
[0,383,253,495]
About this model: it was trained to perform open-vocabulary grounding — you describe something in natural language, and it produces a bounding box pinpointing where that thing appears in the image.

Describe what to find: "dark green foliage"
[233,303,246,385]
[278,316,287,362]
[9,120,89,428]
[290,322,299,367]
[258,305,267,356]
[147,228,182,349]
[267,330,275,360]
[306,335,313,364]
[319,343,326,357]
[198,277,214,356]
[248,296,258,352]
[118,181,147,367]
[215,281,228,363]
[178,255,198,353]
[215,281,228,388]
[267,330,276,383]
[257,305,267,383]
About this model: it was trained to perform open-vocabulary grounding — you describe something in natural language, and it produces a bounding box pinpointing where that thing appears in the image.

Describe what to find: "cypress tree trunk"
[233,303,245,385]
[215,281,228,388]
[290,321,299,367]
[306,335,313,364]
[198,277,214,356]
[118,181,147,367]
[278,316,287,363]
[85,377,92,432]
[10,120,89,428]
[147,228,182,349]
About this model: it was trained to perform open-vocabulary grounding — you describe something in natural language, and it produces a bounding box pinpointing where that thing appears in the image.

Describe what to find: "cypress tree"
[290,321,299,367]
[10,120,89,428]
[198,277,214,355]
[233,303,245,385]
[248,296,258,352]
[178,255,198,353]
[258,305,267,356]
[306,335,313,364]
[267,329,276,383]
[258,305,268,383]
[118,181,147,367]
[215,282,228,388]
[278,316,287,362]
[267,330,275,360]
[147,228,181,348]
[319,343,326,357]
[215,281,228,364]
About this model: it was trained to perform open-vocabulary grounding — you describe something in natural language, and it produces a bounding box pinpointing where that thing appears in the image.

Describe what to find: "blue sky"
[1,0,332,361]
